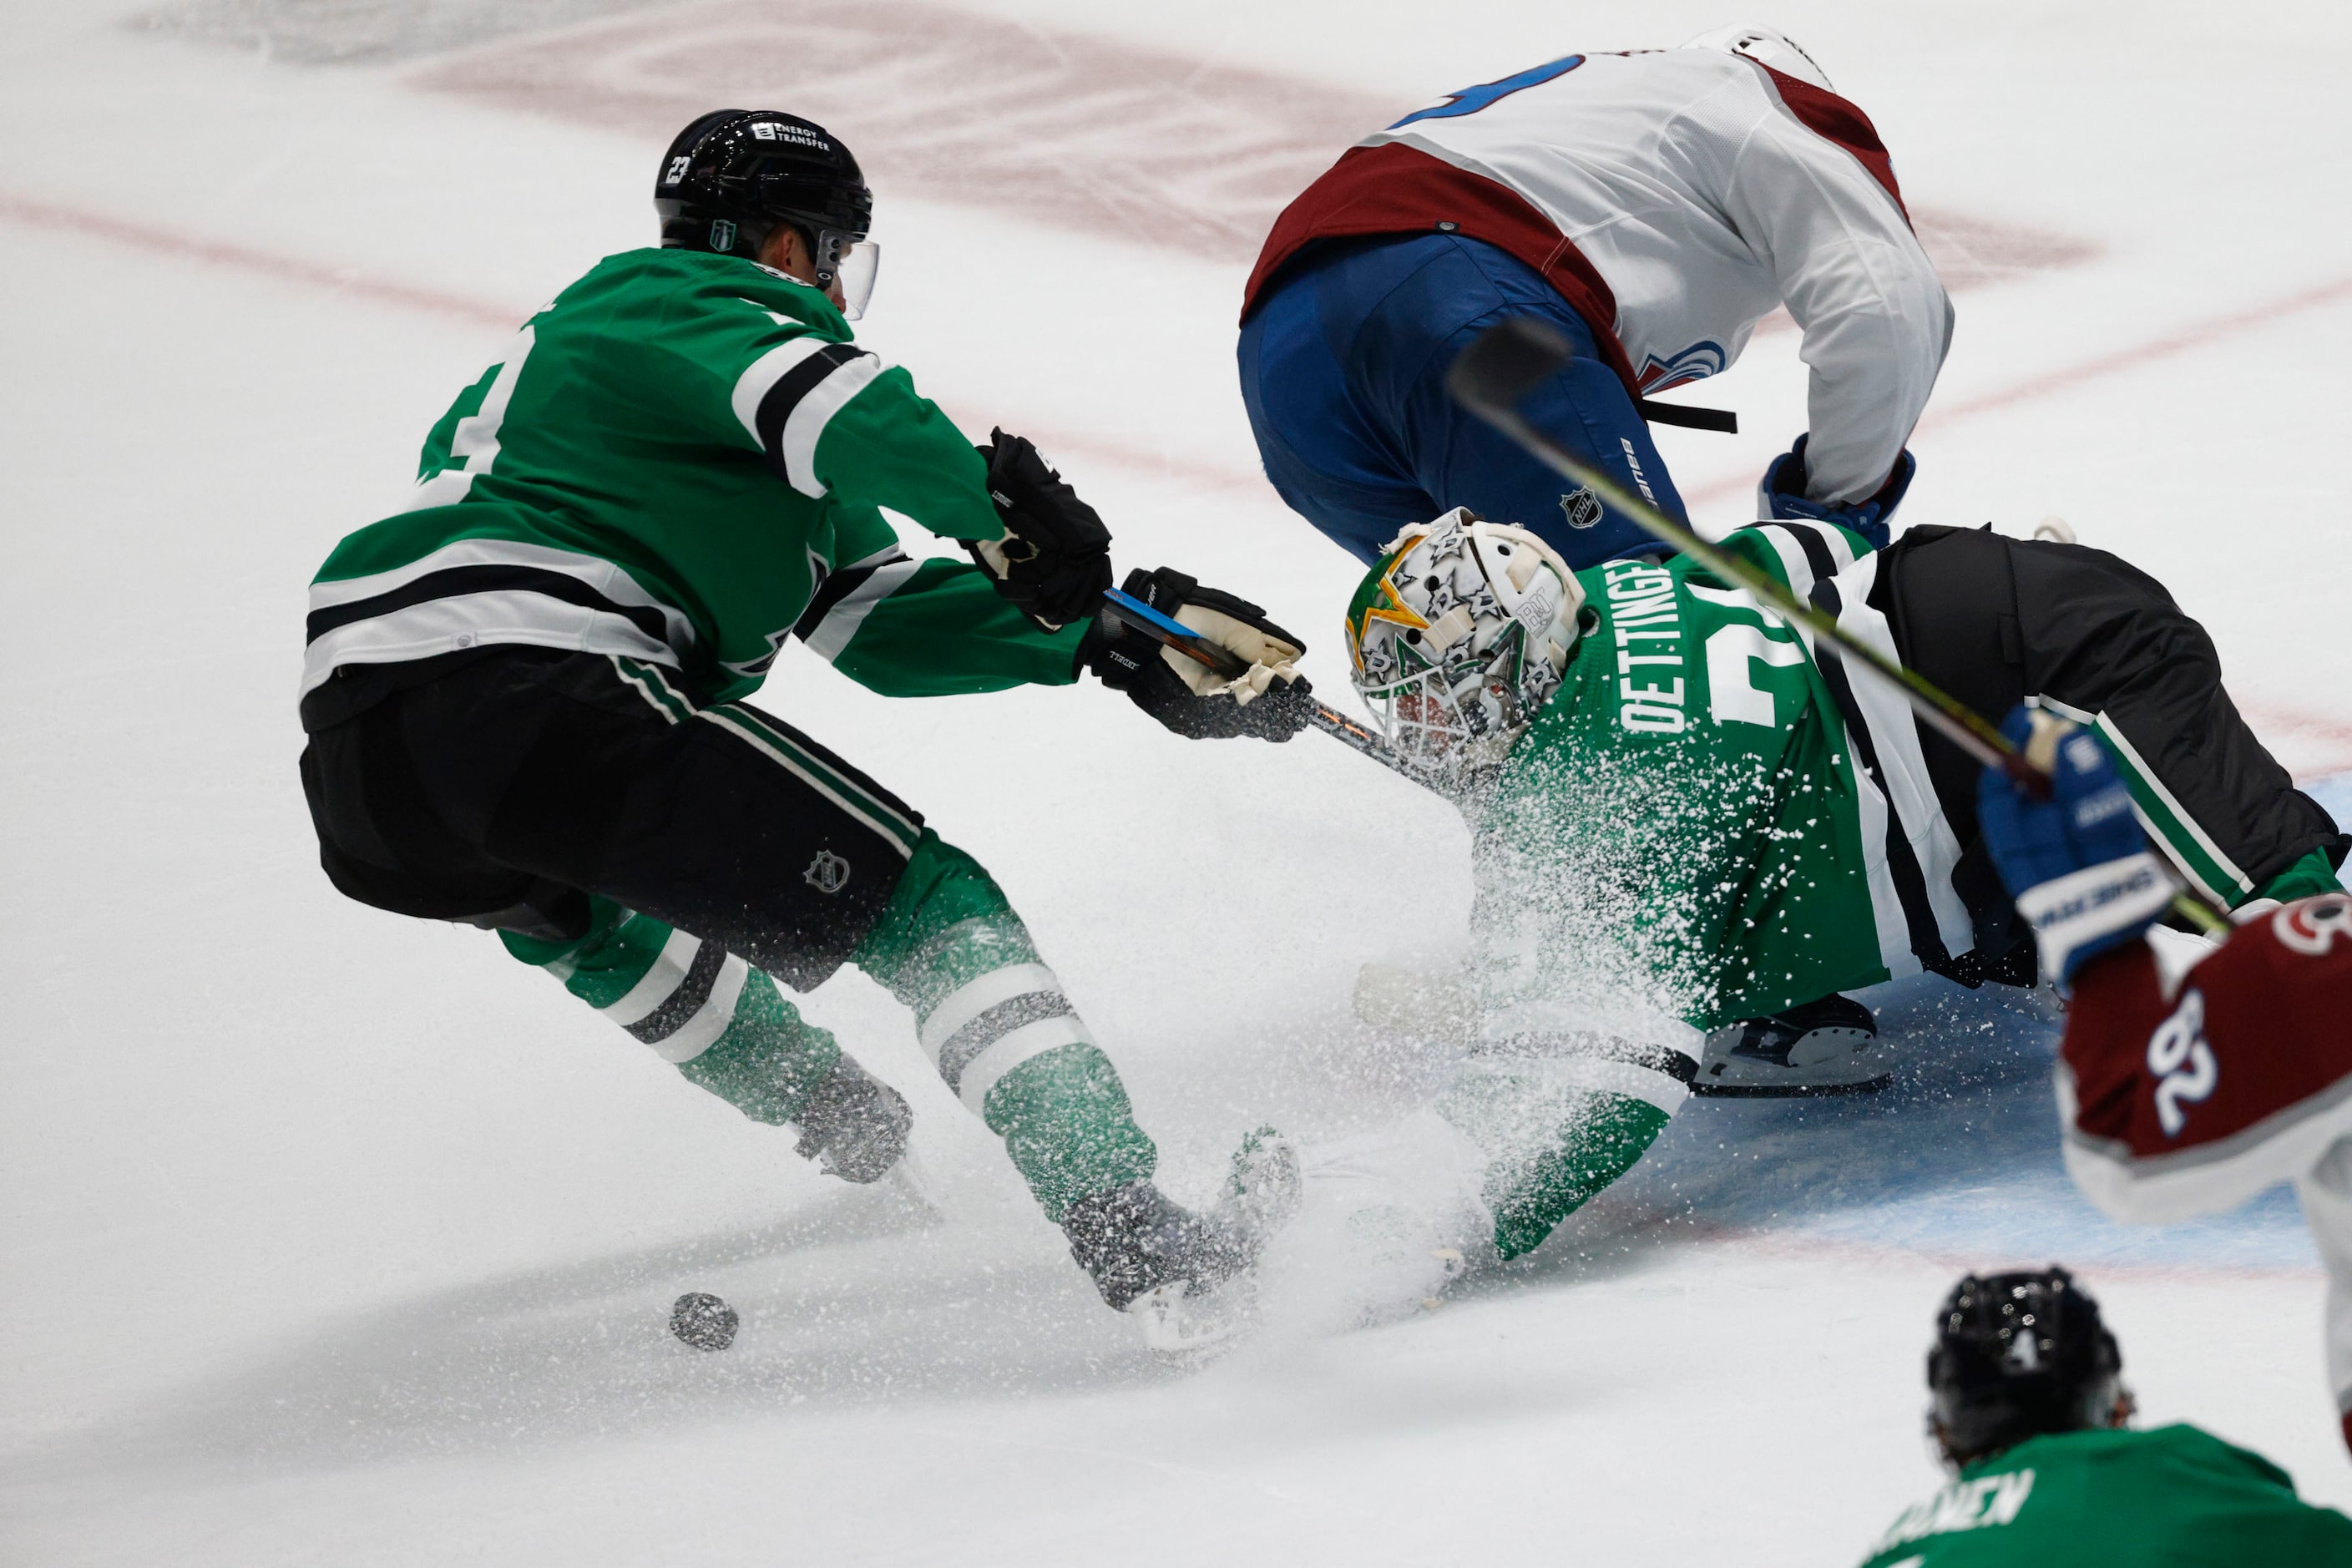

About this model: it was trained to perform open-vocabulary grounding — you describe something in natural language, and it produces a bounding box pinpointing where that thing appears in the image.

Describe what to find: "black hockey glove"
[1080,567,1317,741]
[967,429,1114,631]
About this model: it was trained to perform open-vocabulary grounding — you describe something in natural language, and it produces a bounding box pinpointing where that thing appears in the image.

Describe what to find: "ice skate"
[1062,1128,1300,1364]
[789,1054,912,1183]
[1278,1111,1495,1328]
[1692,994,1889,1096]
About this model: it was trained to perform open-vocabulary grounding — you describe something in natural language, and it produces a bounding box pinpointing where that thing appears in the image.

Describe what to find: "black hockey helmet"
[1926,1267,2127,1469]
[655,109,878,311]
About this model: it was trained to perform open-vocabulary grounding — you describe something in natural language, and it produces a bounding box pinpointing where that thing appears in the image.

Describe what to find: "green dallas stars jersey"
[1474,516,1973,1050]
[301,246,1082,716]
[1855,1424,2352,1566]
[1435,517,1975,1259]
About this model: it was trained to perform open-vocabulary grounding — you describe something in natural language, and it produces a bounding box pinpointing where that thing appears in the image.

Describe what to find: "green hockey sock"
[1439,1061,1678,1262]
[2253,848,2346,905]
[501,896,842,1125]
[853,830,1156,1222]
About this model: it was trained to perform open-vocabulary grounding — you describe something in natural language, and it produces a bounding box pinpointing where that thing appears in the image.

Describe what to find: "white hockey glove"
[1081,567,1315,741]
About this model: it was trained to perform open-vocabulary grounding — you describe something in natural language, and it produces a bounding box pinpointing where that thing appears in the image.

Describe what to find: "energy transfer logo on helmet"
[1345,508,1587,777]
[654,109,883,319]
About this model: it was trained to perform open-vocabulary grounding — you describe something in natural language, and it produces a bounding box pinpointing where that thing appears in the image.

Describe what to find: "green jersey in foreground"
[302,246,1080,716]
[1857,1424,2352,1566]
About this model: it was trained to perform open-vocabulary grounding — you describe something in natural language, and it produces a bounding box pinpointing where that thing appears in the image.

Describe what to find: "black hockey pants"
[299,648,918,987]
[1872,525,2347,964]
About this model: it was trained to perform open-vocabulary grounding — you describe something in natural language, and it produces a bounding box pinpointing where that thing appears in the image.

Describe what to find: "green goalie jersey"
[1473,516,1976,1051]
[1855,1424,2352,1566]
[301,246,1080,721]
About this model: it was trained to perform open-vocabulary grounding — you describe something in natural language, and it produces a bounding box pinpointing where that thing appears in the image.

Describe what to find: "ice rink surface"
[4,2,2351,1561]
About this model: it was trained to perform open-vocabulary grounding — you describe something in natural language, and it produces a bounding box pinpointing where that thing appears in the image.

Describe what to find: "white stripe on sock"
[647,956,751,1065]
[602,928,702,1028]
[917,963,1062,1061]
[956,1014,1091,1115]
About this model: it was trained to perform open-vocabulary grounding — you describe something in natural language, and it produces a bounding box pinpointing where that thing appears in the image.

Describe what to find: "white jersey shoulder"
[1362,44,1952,503]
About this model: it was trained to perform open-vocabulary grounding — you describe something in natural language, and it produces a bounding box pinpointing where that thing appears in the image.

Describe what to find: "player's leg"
[301,651,913,1175]
[1242,232,1691,570]
[1879,527,2345,914]
[498,896,908,1181]
[2296,1145,2352,1455]
[1239,242,1454,565]
[1394,236,1690,567]
[1439,1041,1689,1260]
[304,648,1285,1312]
[844,828,1274,1306]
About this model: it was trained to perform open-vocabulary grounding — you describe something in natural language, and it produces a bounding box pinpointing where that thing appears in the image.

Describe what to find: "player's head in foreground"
[655,109,881,318]
[1345,508,1591,774]
[1926,1266,2134,1473]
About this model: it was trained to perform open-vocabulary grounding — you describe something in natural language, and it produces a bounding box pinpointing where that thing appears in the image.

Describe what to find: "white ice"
[5,2,2351,1562]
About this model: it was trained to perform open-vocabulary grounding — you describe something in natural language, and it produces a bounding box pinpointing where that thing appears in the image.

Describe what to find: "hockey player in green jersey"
[1854,1266,2352,1565]
[297,109,1312,1344]
[1334,507,2342,1267]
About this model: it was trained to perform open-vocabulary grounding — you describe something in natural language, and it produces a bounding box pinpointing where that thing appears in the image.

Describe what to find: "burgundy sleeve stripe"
[1756,64,1914,227]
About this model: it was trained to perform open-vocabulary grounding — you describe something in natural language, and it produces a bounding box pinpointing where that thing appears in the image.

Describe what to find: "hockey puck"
[670,1292,739,1351]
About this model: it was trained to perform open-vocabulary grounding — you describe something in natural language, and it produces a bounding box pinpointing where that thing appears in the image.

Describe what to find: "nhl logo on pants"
[1560,488,1603,530]
[803,849,852,894]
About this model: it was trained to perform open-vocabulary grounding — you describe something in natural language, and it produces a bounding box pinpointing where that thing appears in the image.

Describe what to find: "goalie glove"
[1976,706,2174,989]
[967,429,1114,631]
[1081,567,1316,741]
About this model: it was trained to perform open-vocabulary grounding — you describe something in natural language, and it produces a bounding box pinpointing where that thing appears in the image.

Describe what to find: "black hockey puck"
[670,1291,738,1351]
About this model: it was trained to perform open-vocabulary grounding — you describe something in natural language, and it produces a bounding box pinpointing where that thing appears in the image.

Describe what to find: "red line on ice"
[5,185,2349,771]
[0,190,518,331]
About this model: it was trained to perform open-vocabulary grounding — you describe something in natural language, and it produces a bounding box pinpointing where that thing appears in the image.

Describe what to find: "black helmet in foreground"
[1927,1266,2131,1469]
[655,110,878,316]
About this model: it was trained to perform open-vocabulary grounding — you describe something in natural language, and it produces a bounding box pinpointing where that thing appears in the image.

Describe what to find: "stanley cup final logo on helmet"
[1345,508,1587,775]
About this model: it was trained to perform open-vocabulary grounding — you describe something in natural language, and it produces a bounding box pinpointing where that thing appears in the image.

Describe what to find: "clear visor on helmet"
[812,229,880,320]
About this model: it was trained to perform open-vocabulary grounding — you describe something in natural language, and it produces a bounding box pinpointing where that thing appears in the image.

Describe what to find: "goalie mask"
[1345,508,1588,773]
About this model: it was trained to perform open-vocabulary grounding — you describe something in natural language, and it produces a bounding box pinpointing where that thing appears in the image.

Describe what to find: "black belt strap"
[1637,398,1738,433]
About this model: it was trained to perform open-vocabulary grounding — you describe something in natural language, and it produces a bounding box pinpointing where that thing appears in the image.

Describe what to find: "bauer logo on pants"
[803,849,852,894]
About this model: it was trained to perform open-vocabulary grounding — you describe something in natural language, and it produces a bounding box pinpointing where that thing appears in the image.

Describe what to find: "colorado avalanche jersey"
[2057,897,2352,1454]
[1245,46,1954,505]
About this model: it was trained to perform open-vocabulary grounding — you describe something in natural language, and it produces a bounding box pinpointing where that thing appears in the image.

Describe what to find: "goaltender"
[1338,507,2341,1264]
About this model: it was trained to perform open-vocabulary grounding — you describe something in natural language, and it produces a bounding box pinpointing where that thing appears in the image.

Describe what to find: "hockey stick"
[1444,316,2231,935]
[1098,588,1449,792]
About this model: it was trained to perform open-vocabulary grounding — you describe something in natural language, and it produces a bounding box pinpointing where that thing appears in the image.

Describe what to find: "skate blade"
[1689,1053,1892,1097]
[1130,1277,1260,1368]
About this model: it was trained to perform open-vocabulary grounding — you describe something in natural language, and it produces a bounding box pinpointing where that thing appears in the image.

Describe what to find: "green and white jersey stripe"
[1481,517,1967,1034]
[306,247,1084,713]
[2034,695,2258,904]
[607,655,921,859]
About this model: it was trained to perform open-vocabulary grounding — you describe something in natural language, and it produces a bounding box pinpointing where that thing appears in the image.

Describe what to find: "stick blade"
[1446,317,1575,418]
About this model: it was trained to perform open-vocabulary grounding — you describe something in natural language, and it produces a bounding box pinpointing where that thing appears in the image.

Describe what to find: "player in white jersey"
[1240,27,1952,569]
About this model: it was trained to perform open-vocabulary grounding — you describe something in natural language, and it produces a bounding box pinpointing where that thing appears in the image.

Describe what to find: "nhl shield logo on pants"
[1560,488,1603,529]
[803,849,852,894]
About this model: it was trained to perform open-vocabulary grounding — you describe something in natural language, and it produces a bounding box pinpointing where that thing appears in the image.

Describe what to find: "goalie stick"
[1444,316,2229,936]
[1097,588,1450,792]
